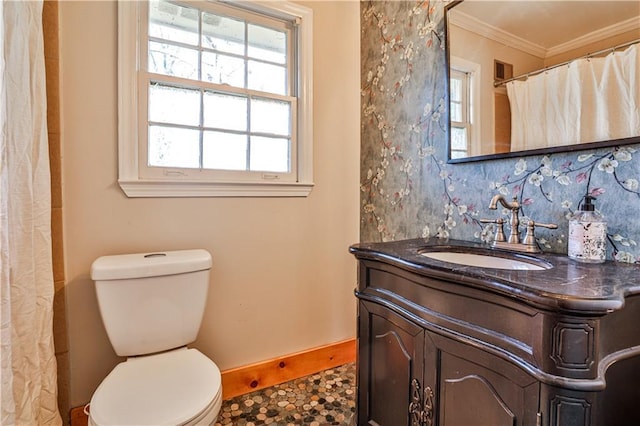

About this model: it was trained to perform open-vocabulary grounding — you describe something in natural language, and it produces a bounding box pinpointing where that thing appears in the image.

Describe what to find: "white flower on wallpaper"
[514,159,527,175]
[614,149,633,161]
[360,0,640,263]
[528,173,544,187]
[624,179,639,191]
[555,174,571,186]
[598,158,619,173]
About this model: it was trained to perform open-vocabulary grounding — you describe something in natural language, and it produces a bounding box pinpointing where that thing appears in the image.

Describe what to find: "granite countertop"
[350,238,640,314]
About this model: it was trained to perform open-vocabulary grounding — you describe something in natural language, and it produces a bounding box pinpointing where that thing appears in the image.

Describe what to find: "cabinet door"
[436,337,540,426]
[358,300,426,426]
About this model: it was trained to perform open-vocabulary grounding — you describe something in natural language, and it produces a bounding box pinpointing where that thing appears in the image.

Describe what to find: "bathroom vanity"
[350,238,640,426]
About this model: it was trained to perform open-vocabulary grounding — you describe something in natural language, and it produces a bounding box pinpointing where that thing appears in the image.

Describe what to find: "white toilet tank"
[91,249,212,357]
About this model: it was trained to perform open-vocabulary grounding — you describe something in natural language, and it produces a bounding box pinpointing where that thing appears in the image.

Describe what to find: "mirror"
[445,0,640,163]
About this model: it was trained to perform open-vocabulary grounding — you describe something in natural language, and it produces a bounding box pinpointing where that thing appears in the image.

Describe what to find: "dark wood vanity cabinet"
[358,299,539,426]
[351,239,640,426]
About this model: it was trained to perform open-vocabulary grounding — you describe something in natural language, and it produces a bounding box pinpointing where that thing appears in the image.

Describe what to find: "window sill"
[118,179,314,198]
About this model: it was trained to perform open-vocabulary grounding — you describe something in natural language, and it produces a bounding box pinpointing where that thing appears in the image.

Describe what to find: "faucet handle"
[523,220,558,247]
[480,217,506,242]
[531,221,558,230]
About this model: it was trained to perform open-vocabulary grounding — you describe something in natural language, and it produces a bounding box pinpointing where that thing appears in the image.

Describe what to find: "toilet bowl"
[89,349,222,426]
[89,250,222,425]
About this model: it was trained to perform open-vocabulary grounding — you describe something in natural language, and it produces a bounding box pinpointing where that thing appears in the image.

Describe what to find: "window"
[450,68,471,159]
[449,56,481,159]
[118,1,313,197]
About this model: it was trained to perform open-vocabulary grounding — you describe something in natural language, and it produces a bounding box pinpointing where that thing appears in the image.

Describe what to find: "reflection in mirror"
[446,0,640,163]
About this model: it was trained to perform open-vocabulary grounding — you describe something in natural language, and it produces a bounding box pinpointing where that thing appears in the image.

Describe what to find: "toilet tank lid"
[91,249,212,281]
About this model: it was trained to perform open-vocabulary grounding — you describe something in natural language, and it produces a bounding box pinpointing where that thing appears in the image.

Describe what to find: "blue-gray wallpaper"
[360,1,640,263]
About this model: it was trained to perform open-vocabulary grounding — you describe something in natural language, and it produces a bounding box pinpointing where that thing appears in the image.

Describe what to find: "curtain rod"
[493,38,640,87]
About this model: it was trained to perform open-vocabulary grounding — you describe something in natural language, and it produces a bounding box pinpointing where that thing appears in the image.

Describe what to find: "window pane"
[248,24,286,64]
[450,101,462,122]
[203,131,248,170]
[450,150,466,160]
[149,84,200,126]
[202,52,245,87]
[451,126,467,150]
[450,77,461,102]
[202,12,245,55]
[149,1,199,46]
[149,41,198,80]
[250,136,290,172]
[204,92,247,131]
[251,98,290,135]
[248,61,287,95]
[148,125,200,168]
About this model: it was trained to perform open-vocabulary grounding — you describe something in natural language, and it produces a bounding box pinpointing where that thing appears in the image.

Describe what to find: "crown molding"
[449,10,639,60]
[547,16,640,57]
[449,10,546,58]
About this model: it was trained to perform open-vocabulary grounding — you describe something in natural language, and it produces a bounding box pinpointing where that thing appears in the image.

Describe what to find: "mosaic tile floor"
[215,363,356,426]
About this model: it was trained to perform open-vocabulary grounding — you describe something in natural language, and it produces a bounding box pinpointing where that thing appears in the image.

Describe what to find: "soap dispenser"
[568,195,607,263]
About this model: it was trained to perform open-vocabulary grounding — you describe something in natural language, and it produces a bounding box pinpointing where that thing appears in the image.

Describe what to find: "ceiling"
[453,1,640,53]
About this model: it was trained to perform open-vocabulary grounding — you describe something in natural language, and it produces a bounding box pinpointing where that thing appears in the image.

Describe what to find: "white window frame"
[450,56,480,158]
[118,1,314,197]
[449,68,470,159]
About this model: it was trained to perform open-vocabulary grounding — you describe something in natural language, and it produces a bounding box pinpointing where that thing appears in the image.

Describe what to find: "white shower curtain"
[508,43,640,152]
[1,1,62,425]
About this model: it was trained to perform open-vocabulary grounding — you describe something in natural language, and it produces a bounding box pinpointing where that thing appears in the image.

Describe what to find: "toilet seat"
[89,348,222,426]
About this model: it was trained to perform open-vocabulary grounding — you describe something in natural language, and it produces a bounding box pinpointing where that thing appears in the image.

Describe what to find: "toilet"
[88,249,222,426]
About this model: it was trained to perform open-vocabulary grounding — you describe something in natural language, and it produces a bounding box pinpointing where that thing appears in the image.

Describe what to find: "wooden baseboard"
[70,405,88,426]
[70,338,356,426]
[221,338,356,400]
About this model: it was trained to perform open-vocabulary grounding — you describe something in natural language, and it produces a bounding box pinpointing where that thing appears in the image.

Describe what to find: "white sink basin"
[420,251,550,271]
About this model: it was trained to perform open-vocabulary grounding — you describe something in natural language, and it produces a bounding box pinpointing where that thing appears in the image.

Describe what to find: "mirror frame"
[444,0,640,164]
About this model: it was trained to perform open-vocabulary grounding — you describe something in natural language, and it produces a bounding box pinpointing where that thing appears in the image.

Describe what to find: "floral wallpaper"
[359,0,640,263]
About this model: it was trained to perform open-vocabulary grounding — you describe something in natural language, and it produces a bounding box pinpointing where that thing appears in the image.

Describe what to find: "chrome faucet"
[481,195,557,253]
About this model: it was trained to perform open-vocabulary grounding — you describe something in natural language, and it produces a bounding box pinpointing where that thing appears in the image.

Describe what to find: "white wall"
[60,0,360,407]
